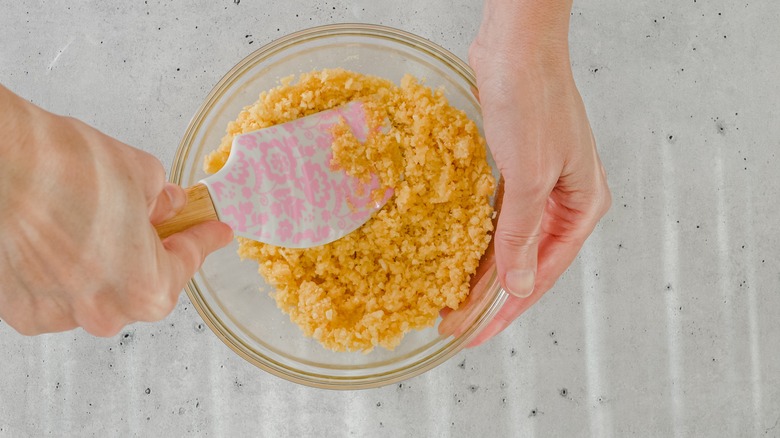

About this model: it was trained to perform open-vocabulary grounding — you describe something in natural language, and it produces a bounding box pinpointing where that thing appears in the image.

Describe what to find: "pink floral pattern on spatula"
[201,101,391,248]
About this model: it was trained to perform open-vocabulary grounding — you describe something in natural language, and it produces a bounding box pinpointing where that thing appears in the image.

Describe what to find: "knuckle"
[15,325,41,336]
[81,316,125,338]
[127,286,177,322]
[495,226,540,251]
[138,149,165,177]
[148,158,166,184]
[503,173,553,205]
[467,41,482,70]
[143,295,177,322]
[5,297,67,336]
[467,38,496,74]
[5,315,41,336]
[533,276,558,296]
[89,326,122,338]
[130,152,166,200]
[596,166,612,210]
[141,159,167,196]
[587,178,612,220]
[165,234,205,271]
[74,297,127,338]
[600,188,613,215]
[468,36,488,63]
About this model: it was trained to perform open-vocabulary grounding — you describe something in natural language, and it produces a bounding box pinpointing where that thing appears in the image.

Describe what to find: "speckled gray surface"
[2,1,780,436]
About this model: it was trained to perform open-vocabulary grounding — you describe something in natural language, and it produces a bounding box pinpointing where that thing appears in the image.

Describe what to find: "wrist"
[471,0,573,77]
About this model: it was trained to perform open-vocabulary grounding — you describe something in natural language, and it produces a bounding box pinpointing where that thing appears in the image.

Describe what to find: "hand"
[0,85,233,337]
[459,0,611,347]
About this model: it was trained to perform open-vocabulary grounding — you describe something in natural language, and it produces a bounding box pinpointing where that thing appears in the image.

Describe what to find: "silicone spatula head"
[197,101,392,248]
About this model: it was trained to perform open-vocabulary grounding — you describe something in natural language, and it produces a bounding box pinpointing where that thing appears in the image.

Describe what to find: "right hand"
[0,85,233,337]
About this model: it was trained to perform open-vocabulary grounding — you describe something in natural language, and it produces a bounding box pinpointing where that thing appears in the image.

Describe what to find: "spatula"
[155,101,393,248]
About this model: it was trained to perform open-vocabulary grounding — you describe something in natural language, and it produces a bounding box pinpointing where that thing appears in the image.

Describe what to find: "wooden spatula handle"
[155,184,219,239]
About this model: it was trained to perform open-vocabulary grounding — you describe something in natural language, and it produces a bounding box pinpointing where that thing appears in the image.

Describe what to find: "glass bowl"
[170,23,508,389]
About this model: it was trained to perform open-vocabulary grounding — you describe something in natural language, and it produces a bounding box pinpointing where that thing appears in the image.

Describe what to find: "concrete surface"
[1,0,779,436]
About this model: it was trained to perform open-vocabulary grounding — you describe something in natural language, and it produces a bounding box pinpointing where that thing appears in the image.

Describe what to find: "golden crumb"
[204,68,495,352]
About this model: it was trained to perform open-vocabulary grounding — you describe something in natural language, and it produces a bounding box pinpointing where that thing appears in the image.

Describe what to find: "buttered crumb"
[204,69,495,352]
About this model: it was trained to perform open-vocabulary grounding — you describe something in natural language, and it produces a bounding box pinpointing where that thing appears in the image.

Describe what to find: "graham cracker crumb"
[204,68,495,352]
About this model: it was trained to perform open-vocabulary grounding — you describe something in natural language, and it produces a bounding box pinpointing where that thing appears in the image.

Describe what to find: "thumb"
[494,174,551,299]
[148,183,187,225]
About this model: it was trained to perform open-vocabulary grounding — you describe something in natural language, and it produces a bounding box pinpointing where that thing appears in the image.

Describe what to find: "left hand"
[443,2,611,346]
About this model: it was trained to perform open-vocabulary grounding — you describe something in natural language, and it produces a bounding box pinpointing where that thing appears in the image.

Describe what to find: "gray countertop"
[2,1,779,436]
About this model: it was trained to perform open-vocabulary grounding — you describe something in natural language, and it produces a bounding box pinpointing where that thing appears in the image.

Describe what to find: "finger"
[91,125,168,202]
[1,294,80,336]
[136,222,231,323]
[533,162,611,293]
[159,220,233,297]
[467,196,609,348]
[480,91,561,299]
[72,294,131,337]
[148,183,187,225]
[492,165,556,299]
[33,301,80,335]
[120,145,168,202]
[466,236,574,348]
[467,290,545,348]
[2,311,78,336]
[533,213,601,294]
[465,236,585,348]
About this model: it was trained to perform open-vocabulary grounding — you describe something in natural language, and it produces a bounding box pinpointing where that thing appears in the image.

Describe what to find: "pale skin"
[0,86,233,336]
[0,0,609,341]
[463,0,611,346]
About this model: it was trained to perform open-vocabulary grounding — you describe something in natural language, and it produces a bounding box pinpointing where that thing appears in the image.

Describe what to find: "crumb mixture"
[204,68,495,352]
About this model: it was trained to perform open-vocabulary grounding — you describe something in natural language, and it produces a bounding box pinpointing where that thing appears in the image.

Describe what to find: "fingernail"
[164,183,186,211]
[506,269,535,298]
